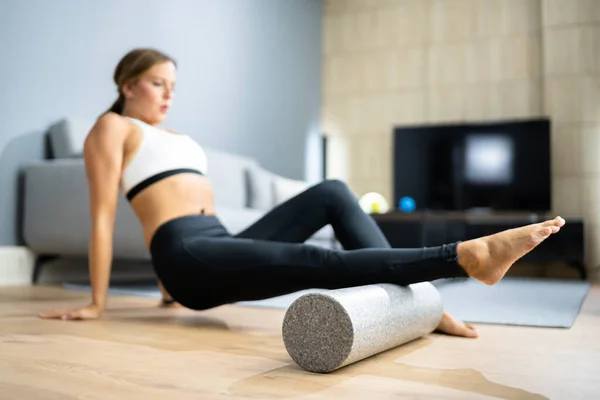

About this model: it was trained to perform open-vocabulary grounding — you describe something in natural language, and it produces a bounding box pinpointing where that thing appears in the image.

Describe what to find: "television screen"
[393,119,551,213]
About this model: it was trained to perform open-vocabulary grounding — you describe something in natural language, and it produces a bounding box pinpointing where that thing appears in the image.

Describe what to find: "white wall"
[0,0,323,245]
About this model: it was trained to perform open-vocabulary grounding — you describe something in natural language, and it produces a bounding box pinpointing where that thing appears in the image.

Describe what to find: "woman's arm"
[84,114,128,310]
[39,113,128,320]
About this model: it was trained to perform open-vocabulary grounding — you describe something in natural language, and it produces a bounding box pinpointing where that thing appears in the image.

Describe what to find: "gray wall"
[0,0,323,245]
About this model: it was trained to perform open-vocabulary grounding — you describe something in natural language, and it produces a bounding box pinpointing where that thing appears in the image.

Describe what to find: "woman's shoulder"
[95,112,131,130]
[84,113,132,152]
[88,112,133,139]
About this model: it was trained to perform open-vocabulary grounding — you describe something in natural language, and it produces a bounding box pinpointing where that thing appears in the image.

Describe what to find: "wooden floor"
[1,284,599,400]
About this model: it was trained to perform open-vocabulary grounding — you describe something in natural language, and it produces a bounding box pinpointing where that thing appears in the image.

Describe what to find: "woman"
[40,48,565,338]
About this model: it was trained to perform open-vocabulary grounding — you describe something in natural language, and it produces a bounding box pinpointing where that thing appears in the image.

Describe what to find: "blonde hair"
[105,48,176,115]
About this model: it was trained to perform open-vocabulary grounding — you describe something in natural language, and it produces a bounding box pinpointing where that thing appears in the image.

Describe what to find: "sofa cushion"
[309,225,336,243]
[272,176,311,205]
[48,117,96,159]
[214,205,266,235]
[245,164,276,210]
[215,205,336,243]
[203,147,258,209]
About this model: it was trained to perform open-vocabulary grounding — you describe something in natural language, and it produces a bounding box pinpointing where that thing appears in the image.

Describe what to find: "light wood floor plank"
[0,284,598,399]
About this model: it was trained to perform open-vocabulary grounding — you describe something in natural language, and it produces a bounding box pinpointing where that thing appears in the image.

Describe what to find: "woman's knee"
[314,179,351,195]
[308,179,358,209]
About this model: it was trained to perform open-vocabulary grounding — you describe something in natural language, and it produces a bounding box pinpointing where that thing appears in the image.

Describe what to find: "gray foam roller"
[282,282,443,373]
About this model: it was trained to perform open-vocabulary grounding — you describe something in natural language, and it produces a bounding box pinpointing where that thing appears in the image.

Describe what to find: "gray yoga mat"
[432,276,590,328]
[63,282,163,299]
[63,276,589,328]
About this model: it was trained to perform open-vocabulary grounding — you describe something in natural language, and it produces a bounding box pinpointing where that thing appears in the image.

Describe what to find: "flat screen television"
[393,118,552,213]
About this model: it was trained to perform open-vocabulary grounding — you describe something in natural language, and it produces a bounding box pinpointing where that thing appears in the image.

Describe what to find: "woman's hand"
[38,303,104,320]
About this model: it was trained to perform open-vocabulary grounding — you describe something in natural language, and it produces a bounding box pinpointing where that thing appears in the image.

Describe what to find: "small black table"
[370,211,587,280]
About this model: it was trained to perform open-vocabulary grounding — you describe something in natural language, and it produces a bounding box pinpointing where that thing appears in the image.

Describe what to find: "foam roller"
[282,282,443,373]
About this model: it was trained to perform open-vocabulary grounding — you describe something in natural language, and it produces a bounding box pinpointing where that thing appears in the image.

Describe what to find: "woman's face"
[122,61,176,125]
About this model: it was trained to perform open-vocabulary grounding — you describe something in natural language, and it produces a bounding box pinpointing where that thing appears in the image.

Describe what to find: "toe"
[464,324,479,338]
[453,322,479,338]
[543,219,559,227]
[553,216,566,226]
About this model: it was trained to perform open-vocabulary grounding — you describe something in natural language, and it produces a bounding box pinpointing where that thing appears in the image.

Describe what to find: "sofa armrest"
[23,159,149,260]
[23,160,89,254]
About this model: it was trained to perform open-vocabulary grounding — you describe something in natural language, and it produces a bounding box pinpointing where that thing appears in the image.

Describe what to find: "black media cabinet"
[370,212,587,280]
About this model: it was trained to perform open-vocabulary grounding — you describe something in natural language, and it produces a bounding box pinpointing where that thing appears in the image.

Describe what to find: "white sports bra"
[121,117,208,201]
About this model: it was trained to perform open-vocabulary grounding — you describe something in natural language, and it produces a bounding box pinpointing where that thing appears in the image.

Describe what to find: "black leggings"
[150,179,467,310]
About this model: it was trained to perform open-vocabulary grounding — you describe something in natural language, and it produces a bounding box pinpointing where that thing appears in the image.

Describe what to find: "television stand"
[371,211,586,280]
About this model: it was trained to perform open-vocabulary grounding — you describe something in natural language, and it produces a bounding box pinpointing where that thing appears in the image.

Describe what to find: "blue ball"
[399,196,416,213]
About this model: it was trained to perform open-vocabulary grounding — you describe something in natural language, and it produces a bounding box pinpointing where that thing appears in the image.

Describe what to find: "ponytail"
[107,94,125,115]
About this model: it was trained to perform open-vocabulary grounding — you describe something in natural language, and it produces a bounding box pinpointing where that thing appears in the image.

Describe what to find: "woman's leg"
[158,180,382,306]
[236,179,391,249]
[158,235,464,310]
[152,216,565,310]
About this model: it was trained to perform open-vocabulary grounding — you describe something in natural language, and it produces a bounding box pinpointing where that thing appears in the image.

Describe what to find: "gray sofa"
[23,117,337,282]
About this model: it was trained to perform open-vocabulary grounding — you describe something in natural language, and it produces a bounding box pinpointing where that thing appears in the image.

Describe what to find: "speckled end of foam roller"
[282,293,354,373]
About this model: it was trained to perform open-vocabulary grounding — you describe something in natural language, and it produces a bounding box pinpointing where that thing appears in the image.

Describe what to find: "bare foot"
[435,312,478,338]
[457,216,565,285]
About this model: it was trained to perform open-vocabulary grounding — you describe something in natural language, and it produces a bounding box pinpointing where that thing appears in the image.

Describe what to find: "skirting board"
[0,246,35,286]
